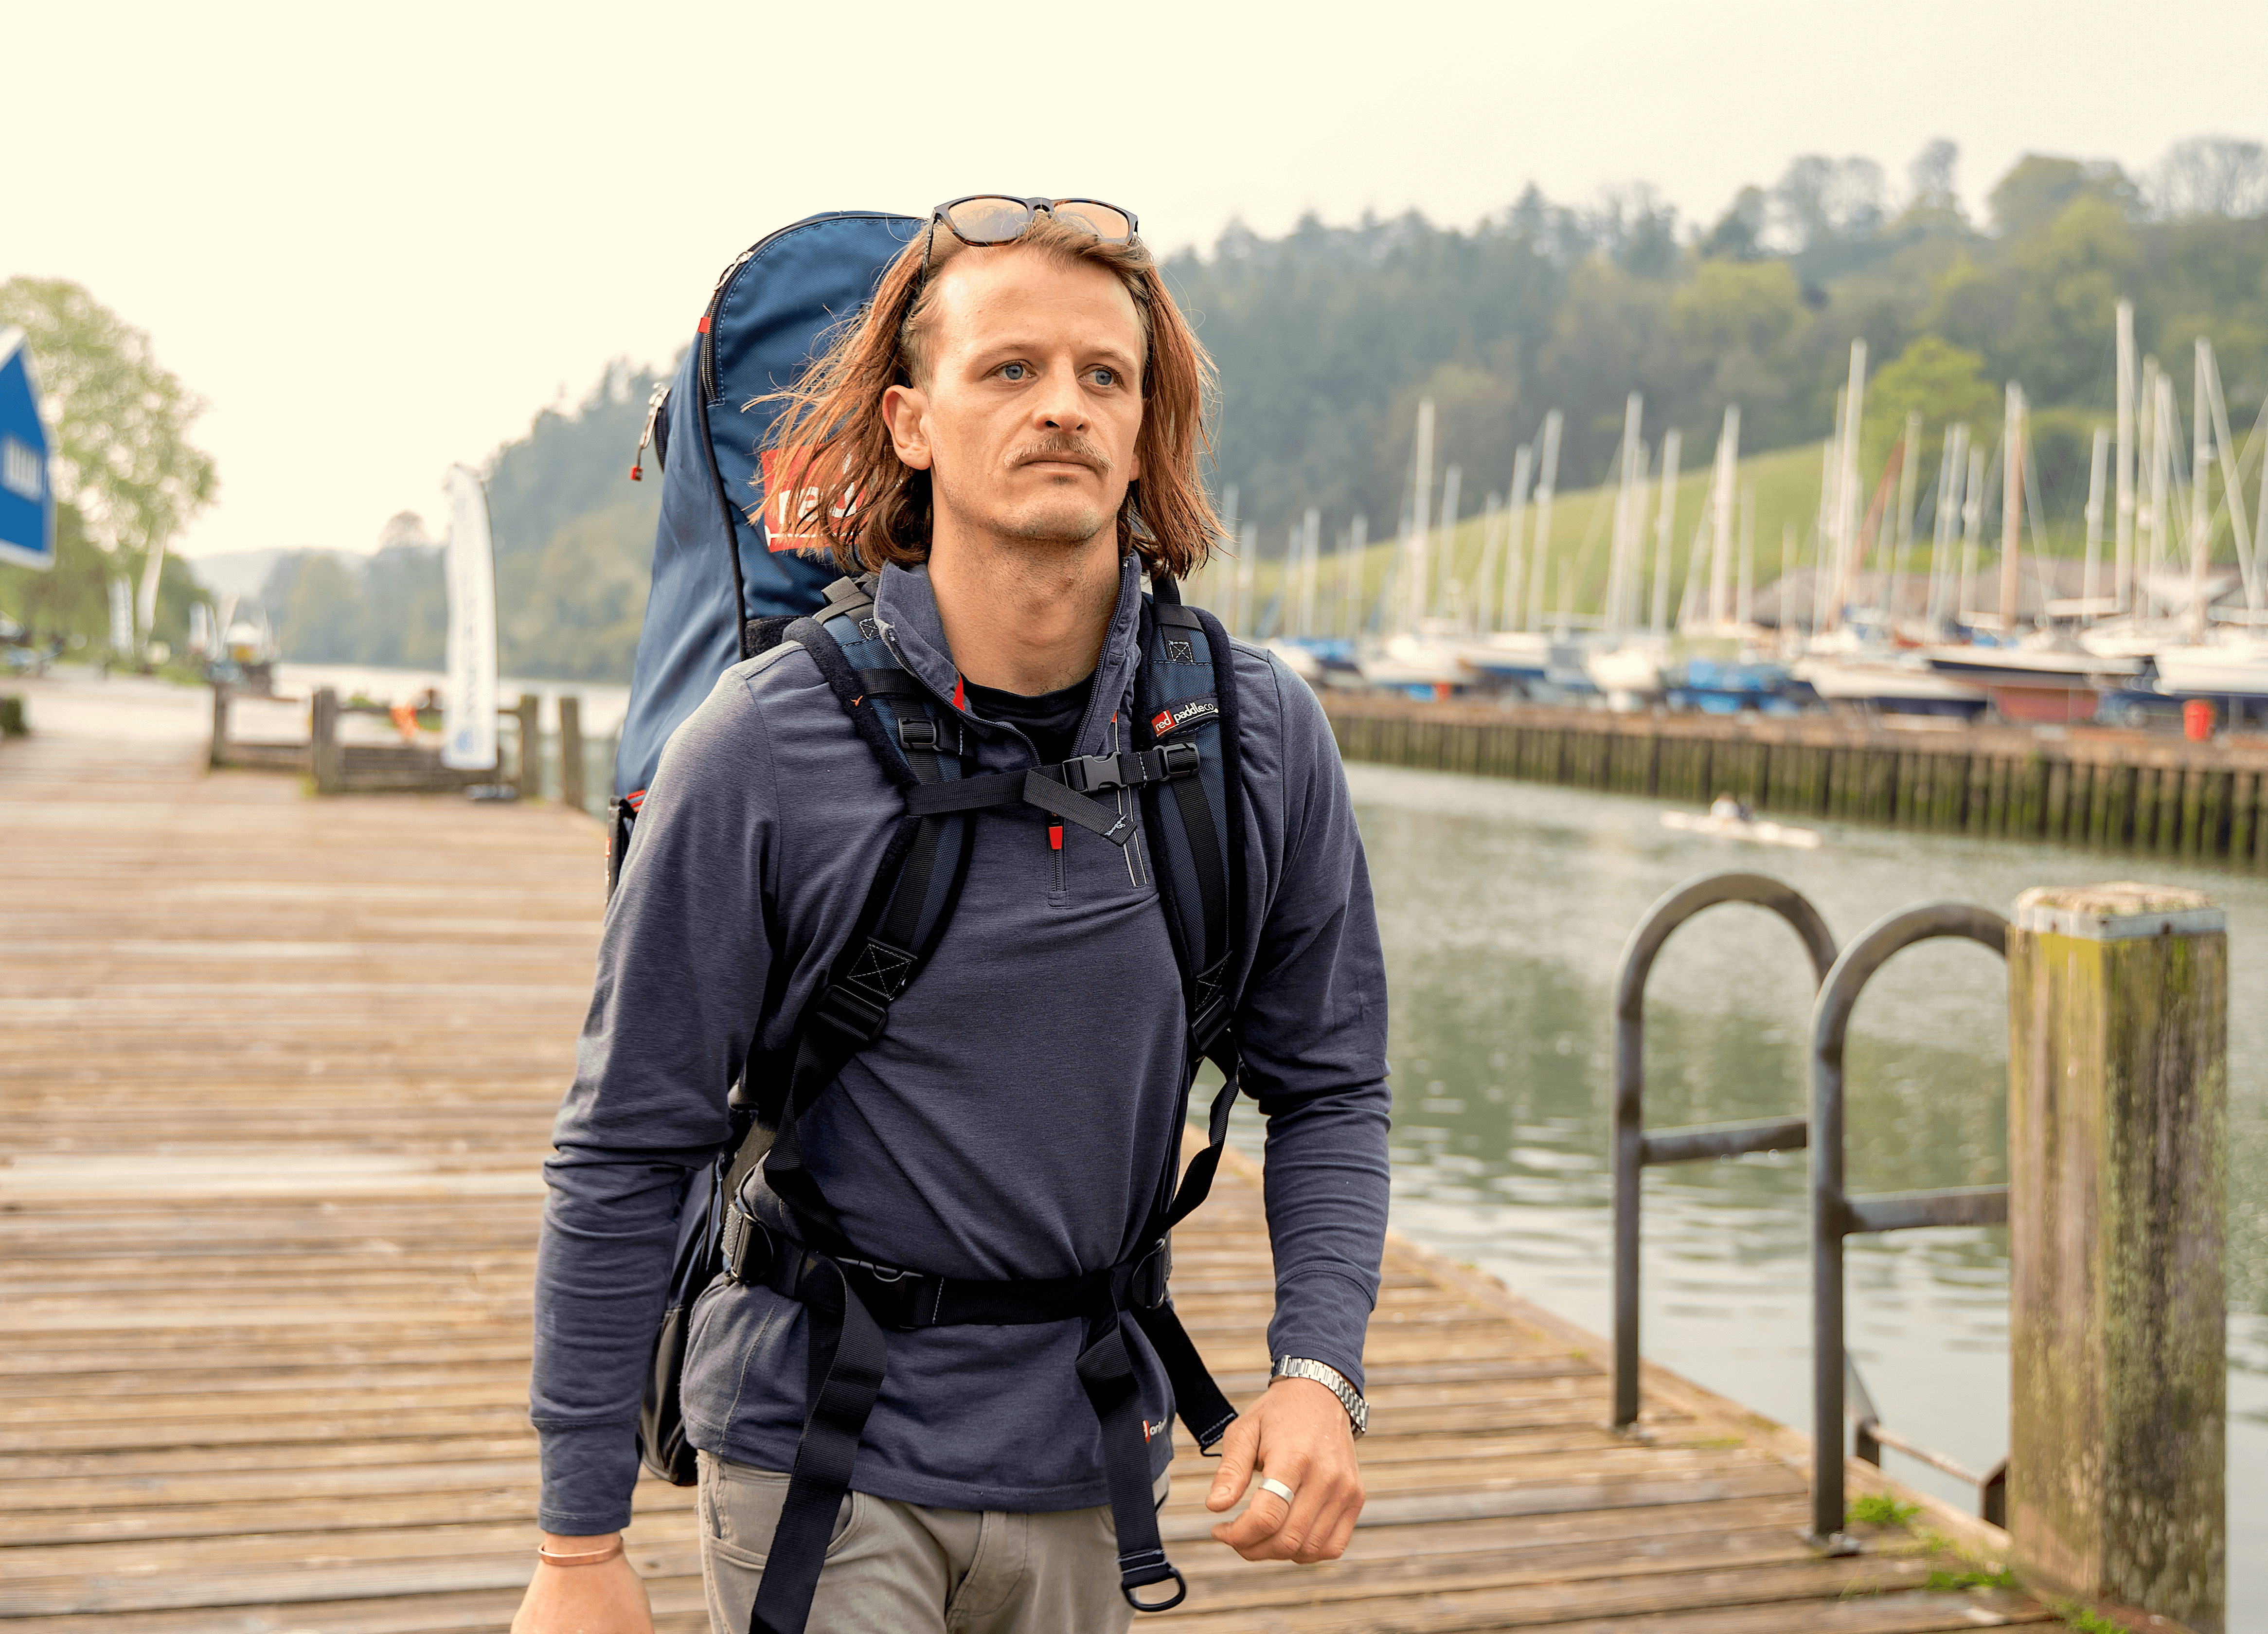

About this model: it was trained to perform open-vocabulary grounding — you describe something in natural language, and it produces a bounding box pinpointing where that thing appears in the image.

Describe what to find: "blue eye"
[1090,368,1116,387]
[1000,362,1029,381]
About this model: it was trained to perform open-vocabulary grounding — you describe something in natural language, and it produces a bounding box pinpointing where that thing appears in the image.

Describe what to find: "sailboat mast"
[1928,424,1963,635]
[1708,405,1739,630]
[1961,444,1985,624]
[1737,483,1755,629]
[2084,426,2109,609]
[1889,409,1922,633]
[2115,300,2136,612]
[1608,394,1643,636]
[1476,494,1502,632]
[1503,443,1534,635]
[1526,411,1562,632]
[1815,397,1842,636]
[2189,342,2213,636]
[1435,466,1462,622]
[2201,340,2259,613]
[1826,341,1867,632]
[1300,507,1322,635]
[1405,399,1435,634]
[1650,428,1681,637]
[1346,515,1368,637]
[2149,371,2172,611]
[1999,383,2025,634]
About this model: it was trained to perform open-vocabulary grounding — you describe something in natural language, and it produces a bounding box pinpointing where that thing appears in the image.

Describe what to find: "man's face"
[883,248,1145,552]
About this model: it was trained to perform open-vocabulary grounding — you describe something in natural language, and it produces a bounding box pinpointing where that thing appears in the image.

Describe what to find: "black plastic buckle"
[1158,741,1199,779]
[1057,752,1124,794]
[1120,1561,1187,1612]
[810,984,889,1047]
[898,716,961,755]
[840,1257,940,1330]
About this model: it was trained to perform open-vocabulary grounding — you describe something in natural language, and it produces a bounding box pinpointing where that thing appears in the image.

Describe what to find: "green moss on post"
[2007,883,2227,1633]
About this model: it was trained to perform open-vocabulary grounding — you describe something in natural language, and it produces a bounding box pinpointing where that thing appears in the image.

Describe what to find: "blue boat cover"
[615,211,922,801]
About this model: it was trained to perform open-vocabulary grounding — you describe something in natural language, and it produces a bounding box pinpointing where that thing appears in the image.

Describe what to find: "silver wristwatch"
[1271,1355,1368,1436]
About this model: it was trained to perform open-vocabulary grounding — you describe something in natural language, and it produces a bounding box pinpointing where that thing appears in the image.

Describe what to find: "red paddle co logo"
[756,448,859,552]
[1150,696,1218,738]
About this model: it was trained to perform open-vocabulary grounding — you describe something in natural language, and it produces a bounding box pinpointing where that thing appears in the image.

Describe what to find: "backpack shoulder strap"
[1134,576,1245,1066]
[1126,575,1250,1249]
[729,577,978,1240]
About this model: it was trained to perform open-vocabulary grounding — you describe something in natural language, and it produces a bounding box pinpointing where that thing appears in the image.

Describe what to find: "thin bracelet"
[537,1538,625,1567]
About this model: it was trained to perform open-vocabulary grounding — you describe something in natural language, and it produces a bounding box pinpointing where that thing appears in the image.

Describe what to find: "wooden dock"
[1322,692,2268,871]
[1,678,2072,1632]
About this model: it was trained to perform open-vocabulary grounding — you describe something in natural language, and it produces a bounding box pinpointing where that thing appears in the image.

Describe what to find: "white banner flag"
[107,573,133,655]
[441,464,498,770]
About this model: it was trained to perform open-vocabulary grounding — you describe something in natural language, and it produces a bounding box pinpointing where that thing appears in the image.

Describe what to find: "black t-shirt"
[961,671,1094,766]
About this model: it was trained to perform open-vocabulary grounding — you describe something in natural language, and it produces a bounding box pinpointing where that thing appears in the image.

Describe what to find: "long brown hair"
[752,215,1222,581]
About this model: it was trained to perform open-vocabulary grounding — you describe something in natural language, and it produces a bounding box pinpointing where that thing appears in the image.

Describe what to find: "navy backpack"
[610,210,924,868]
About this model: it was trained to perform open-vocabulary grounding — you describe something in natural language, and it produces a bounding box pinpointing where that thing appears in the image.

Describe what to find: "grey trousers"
[697,1452,1168,1634]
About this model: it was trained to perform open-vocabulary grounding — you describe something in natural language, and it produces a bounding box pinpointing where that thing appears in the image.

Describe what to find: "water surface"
[1230,761,2267,1624]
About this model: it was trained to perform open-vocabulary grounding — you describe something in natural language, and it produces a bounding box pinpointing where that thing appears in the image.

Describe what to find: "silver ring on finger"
[1256,1475,1297,1504]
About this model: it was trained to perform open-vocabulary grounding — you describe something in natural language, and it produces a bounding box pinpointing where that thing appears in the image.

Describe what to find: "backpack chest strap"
[900,745,1198,846]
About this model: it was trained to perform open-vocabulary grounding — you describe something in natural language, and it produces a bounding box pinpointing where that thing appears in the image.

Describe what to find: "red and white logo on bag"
[756,447,860,553]
[1151,695,1218,737]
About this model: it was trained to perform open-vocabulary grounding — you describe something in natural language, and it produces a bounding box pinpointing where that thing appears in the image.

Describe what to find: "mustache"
[1008,435,1113,474]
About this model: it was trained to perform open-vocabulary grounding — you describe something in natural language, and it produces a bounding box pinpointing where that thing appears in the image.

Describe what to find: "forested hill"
[252,360,667,680]
[238,140,2268,680]
[1166,146,2268,549]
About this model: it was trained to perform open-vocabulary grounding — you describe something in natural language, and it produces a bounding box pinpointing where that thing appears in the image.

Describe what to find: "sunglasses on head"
[916,195,1140,295]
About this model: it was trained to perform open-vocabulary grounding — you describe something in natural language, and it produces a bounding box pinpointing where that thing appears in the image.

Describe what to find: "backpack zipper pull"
[629,381,670,481]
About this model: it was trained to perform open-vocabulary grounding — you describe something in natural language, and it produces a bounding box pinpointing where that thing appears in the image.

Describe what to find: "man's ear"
[882,382,932,471]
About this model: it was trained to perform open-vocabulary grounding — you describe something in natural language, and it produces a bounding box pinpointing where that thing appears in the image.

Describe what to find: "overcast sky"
[9,0,2265,563]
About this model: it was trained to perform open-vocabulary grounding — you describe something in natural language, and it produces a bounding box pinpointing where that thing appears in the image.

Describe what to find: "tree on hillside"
[1906,140,1961,215]
[1861,337,2002,476]
[1987,155,2142,236]
[0,278,215,651]
[2148,135,2268,221]
[1700,187,1769,261]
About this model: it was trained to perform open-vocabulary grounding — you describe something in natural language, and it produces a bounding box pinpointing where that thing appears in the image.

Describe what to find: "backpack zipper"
[628,380,671,482]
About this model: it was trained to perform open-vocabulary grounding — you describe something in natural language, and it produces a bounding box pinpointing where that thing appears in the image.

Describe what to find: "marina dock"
[1,676,2073,1632]
[1323,691,2268,869]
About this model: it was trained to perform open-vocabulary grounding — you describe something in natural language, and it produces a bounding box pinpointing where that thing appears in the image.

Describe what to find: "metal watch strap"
[1271,1355,1368,1436]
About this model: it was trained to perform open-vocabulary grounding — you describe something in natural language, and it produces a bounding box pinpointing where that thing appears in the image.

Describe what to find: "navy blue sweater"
[532,557,1392,1534]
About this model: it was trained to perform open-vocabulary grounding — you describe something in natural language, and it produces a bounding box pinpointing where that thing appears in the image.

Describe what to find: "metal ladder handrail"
[1611,871,1838,1431]
[1807,900,2011,1551]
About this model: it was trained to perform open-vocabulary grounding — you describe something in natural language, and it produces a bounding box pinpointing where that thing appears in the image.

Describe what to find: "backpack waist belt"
[716,1200,1236,1628]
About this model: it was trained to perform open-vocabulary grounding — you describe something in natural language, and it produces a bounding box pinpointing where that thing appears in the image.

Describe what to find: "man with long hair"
[516,200,1390,1634]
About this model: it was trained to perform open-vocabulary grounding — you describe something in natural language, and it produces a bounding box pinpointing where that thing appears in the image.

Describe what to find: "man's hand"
[509,1534,653,1634]
[1205,1376,1364,1563]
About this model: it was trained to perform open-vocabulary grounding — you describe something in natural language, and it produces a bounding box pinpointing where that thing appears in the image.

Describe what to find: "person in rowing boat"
[515,198,1391,1634]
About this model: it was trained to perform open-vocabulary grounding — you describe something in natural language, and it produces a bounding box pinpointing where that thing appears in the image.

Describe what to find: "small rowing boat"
[1660,809,1823,850]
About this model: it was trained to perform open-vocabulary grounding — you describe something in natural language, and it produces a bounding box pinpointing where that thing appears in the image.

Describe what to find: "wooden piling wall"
[1319,694,2268,870]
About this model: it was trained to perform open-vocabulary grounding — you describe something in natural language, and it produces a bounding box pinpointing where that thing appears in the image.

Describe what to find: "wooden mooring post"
[2007,883,2228,1632]
[557,694,585,815]
[309,685,342,794]
[510,691,540,799]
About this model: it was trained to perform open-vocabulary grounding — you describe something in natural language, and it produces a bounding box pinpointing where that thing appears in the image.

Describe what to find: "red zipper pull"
[1049,819,1064,851]
[629,381,669,482]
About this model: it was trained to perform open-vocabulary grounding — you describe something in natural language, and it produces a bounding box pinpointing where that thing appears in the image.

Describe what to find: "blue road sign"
[0,327,55,572]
